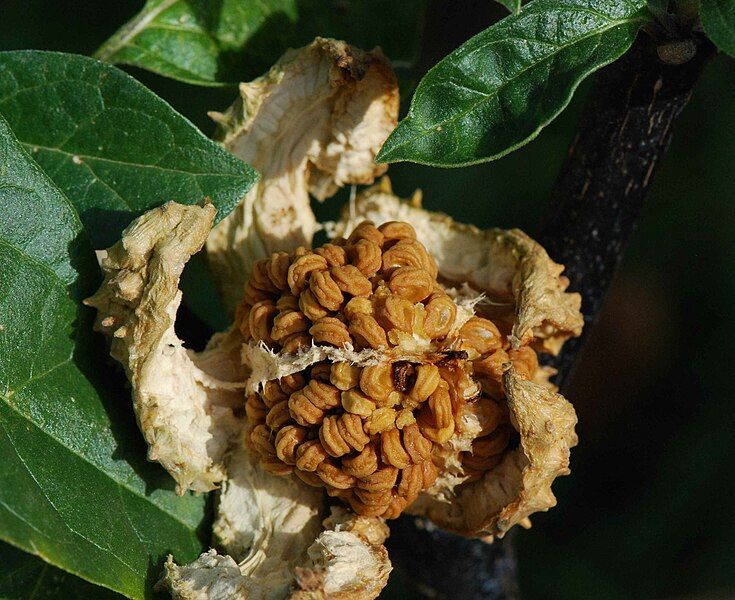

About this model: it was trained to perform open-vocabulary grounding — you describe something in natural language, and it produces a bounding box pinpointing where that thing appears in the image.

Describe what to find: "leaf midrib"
[385,9,646,157]
[95,0,179,61]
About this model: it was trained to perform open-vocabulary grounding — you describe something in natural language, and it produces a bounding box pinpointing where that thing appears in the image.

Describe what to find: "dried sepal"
[84,202,247,493]
[411,368,577,537]
[163,446,391,600]
[207,38,399,313]
[331,180,583,355]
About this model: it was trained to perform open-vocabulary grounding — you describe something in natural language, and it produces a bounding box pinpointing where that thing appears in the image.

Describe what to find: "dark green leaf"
[701,0,735,58]
[94,0,426,87]
[0,51,257,248]
[376,0,649,167]
[0,541,123,599]
[495,0,522,14]
[0,114,206,599]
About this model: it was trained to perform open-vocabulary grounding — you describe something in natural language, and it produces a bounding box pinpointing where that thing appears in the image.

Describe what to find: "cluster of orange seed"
[236,220,539,518]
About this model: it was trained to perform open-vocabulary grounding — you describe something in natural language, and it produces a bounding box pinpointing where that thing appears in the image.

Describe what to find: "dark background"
[2,1,734,598]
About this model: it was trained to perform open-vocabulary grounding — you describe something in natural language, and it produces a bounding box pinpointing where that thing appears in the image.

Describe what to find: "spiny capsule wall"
[236,220,539,518]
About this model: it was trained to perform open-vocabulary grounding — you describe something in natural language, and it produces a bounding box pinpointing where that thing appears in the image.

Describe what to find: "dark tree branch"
[387,33,713,600]
[538,34,714,388]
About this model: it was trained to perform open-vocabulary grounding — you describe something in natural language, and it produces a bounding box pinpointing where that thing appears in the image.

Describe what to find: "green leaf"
[495,0,522,14]
[94,0,426,87]
[701,0,735,58]
[0,541,123,600]
[0,51,257,249]
[376,0,650,167]
[0,114,206,599]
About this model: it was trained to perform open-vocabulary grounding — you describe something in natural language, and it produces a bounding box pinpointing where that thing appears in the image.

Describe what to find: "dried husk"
[331,183,580,536]
[207,37,398,314]
[84,202,247,494]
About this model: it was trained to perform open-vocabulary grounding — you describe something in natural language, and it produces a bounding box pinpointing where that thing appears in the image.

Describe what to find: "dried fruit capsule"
[239,219,565,521]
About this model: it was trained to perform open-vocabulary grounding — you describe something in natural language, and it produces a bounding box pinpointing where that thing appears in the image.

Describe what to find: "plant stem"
[387,33,712,600]
[537,34,713,388]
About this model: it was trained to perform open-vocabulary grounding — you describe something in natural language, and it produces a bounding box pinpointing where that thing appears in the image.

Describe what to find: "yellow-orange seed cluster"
[236,220,539,518]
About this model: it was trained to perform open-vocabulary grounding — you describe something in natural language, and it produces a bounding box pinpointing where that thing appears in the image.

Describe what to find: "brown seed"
[331,265,373,297]
[424,293,457,339]
[388,267,433,303]
[349,313,388,349]
[508,346,539,379]
[279,373,306,395]
[261,380,287,408]
[402,423,433,463]
[310,362,332,382]
[299,288,330,321]
[248,301,278,346]
[408,364,441,404]
[380,428,411,469]
[378,295,415,332]
[315,243,348,267]
[330,362,362,391]
[319,415,352,457]
[265,400,292,430]
[250,424,276,457]
[275,425,306,464]
[398,463,424,503]
[342,443,379,478]
[348,239,382,277]
[287,253,327,295]
[301,380,341,410]
[337,413,370,452]
[341,388,376,417]
[271,310,309,342]
[288,390,325,426]
[245,393,267,424]
[378,221,417,243]
[382,239,435,276]
[360,363,396,404]
[250,259,279,293]
[358,466,399,492]
[295,440,328,472]
[281,332,311,353]
[310,317,352,347]
[460,317,503,357]
[317,460,355,489]
[266,252,291,290]
[309,270,344,311]
[347,220,385,247]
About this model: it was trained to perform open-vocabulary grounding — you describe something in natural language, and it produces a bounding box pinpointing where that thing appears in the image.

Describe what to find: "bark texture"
[386,32,713,600]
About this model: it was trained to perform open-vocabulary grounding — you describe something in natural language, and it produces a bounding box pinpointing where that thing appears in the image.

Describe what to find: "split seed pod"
[86,38,582,600]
